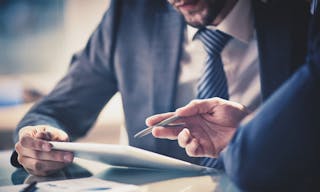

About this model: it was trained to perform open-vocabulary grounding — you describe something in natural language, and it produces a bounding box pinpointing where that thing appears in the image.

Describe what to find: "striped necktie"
[196,29,231,168]
[196,29,231,100]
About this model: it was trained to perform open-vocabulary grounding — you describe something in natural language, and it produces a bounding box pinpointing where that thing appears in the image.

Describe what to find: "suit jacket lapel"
[151,7,185,113]
[252,0,309,100]
[253,0,292,100]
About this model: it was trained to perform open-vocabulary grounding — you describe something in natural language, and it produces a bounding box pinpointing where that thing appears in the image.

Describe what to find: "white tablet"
[50,142,217,173]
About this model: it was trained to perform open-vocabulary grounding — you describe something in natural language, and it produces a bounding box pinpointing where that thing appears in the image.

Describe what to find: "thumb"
[35,131,53,141]
[34,126,69,142]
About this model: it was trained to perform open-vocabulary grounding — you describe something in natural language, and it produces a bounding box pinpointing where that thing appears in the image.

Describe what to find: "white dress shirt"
[174,0,262,111]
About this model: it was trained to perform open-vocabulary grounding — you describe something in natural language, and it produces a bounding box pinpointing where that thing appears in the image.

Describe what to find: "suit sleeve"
[221,9,320,190]
[13,0,121,142]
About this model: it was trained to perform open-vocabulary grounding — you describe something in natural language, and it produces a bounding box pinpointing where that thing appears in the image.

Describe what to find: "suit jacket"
[221,7,320,190]
[12,0,310,166]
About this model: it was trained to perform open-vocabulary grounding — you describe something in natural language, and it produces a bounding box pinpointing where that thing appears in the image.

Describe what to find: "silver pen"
[134,115,184,138]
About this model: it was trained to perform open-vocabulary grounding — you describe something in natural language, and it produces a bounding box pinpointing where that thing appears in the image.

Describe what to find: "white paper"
[0,177,139,192]
[50,142,217,173]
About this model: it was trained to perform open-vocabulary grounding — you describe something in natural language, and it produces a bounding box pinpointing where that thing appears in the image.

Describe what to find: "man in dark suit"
[148,3,320,189]
[11,0,310,176]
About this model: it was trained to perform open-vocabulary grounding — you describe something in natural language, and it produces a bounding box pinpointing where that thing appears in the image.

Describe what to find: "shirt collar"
[187,0,254,44]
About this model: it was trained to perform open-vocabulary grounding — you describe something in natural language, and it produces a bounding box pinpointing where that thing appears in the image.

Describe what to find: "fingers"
[15,142,73,163]
[152,126,184,140]
[15,143,73,176]
[20,135,52,152]
[177,129,204,157]
[177,128,192,147]
[146,112,175,126]
[185,138,202,157]
[16,125,72,176]
[176,98,220,117]
[17,156,68,176]
[153,127,194,150]
[19,125,69,142]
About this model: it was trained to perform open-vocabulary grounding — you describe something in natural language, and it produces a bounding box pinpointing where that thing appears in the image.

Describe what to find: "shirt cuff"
[10,150,23,168]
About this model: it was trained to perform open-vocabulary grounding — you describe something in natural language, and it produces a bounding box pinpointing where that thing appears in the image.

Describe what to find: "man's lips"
[176,0,199,11]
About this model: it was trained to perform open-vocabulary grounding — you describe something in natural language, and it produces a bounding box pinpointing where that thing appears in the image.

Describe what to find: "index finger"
[146,112,176,126]
[20,135,52,152]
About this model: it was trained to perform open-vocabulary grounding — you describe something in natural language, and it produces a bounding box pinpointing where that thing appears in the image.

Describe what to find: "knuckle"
[15,142,22,152]
[35,125,47,132]
[19,126,31,134]
[20,136,29,147]
[33,151,41,159]
[186,145,194,155]
[18,126,34,138]
[34,161,43,171]
[35,143,44,150]
[185,146,195,157]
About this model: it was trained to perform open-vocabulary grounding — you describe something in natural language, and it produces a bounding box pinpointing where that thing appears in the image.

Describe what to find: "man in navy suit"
[11,0,310,176]
[148,3,320,189]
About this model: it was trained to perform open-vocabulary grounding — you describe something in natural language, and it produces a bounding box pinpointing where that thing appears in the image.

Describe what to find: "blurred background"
[0,0,124,150]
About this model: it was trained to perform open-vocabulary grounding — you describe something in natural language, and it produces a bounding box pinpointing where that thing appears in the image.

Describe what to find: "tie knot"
[196,29,231,54]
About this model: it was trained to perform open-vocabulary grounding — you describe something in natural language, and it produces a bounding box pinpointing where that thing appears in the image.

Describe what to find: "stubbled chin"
[184,13,207,28]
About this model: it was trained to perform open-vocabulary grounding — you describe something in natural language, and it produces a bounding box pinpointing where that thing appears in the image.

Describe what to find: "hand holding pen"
[144,98,249,158]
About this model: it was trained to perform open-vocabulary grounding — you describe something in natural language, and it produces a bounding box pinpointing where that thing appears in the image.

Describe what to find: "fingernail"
[42,144,51,151]
[64,154,72,162]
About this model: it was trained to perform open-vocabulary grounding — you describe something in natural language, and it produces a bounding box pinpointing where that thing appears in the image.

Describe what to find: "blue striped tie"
[196,29,231,168]
[196,29,231,100]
